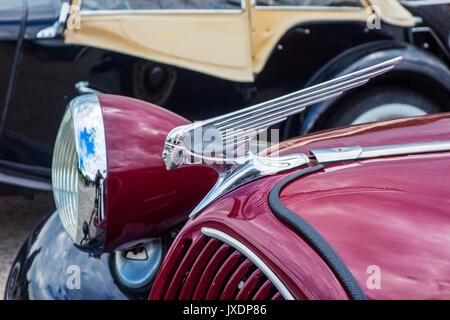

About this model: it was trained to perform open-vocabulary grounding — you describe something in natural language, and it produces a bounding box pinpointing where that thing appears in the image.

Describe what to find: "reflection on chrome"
[162,58,403,217]
[52,94,107,252]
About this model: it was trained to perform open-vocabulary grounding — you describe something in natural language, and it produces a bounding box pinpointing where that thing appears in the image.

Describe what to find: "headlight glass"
[52,108,78,242]
[51,94,108,252]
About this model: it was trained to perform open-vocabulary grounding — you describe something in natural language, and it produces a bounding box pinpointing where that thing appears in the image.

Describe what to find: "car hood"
[265,113,450,158]
[280,152,450,299]
[273,113,450,299]
[155,113,450,299]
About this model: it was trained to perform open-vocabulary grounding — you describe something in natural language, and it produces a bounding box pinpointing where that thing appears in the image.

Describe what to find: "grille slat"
[252,279,274,300]
[149,239,191,299]
[272,292,283,300]
[205,251,242,300]
[192,243,230,300]
[219,259,253,300]
[179,238,220,300]
[164,236,206,299]
[236,269,264,300]
[150,233,286,300]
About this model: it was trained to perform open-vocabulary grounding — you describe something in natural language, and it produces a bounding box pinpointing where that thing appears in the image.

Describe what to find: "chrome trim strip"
[400,0,450,6]
[254,5,363,11]
[311,146,363,163]
[79,9,244,15]
[0,171,52,191]
[311,141,450,164]
[80,0,246,16]
[189,153,310,218]
[359,141,450,159]
[201,227,295,300]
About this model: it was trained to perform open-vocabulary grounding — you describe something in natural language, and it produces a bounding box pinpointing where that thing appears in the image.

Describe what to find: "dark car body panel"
[0,0,63,40]
[4,210,131,300]
[284,42,450,136]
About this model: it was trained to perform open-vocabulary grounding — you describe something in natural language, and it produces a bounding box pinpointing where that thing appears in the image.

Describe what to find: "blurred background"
[0,0,449,299]
[0,193,53,298]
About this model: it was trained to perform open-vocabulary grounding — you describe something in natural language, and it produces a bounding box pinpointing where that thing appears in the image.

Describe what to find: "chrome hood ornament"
[162,57,403,217]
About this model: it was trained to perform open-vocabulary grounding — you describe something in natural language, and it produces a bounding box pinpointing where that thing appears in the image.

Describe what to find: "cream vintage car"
[0,0,448,196]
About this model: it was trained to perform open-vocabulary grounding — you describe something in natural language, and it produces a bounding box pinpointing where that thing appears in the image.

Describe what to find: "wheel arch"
[283,41,450,137]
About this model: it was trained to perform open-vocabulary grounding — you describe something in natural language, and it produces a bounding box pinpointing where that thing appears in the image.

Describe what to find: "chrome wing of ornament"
[162,57,403,217]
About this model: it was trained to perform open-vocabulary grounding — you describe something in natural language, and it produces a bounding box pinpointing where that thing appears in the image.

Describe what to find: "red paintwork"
[253,280,274,300]
[149,113,450,300]
[98,95,217,251]
[265,113,450,158]
[164,234,206,299]
[236,269,264,300]
[205,250,242,300]
[272,114,450,299]
[192,243,230,299]
[281,153,450,299]
[150,177,350,300]
[149,229,284,300]
[178,238,220,299]
[221,259,253,299]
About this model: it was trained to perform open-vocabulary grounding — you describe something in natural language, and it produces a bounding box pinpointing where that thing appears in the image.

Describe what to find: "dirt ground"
[0,192,54,299]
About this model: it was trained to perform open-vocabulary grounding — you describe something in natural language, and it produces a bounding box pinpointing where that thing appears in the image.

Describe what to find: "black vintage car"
[0,0,449,196]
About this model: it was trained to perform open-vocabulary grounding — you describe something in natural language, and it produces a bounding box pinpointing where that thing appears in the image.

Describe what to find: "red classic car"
[4,58,450,300]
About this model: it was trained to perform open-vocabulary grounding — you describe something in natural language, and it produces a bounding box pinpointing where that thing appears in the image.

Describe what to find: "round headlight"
[52,94,107,252]
[52,93,217,254]
[52,107,78,241]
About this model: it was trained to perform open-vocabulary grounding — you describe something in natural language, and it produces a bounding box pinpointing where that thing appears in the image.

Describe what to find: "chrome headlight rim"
[52,94,108,252]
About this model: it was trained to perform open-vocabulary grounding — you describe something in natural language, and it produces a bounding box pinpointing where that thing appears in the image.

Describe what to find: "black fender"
[4,210,132,300]
[283,40,450,137]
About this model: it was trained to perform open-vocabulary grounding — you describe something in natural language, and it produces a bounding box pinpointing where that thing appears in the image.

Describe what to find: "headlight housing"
[52,94,107,252]
[52,94,217,253]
